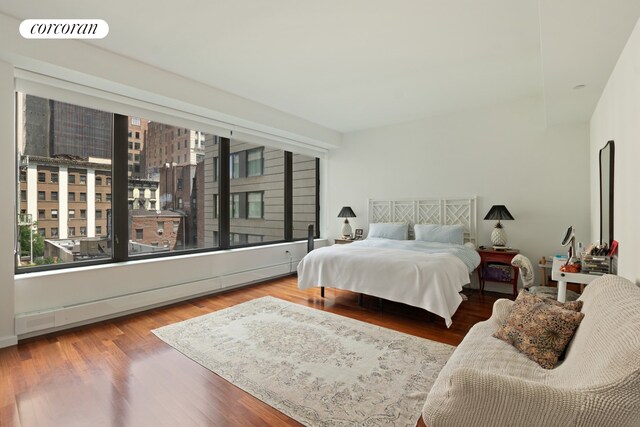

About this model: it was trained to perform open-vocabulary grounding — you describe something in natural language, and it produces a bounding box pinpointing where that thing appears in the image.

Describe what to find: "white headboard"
[368,197,477,244]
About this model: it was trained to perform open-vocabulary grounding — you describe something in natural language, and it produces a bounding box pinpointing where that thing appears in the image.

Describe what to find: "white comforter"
[297,239,480,327]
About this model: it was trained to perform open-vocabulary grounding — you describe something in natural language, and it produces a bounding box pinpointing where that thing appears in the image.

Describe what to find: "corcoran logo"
[19,19,109,39]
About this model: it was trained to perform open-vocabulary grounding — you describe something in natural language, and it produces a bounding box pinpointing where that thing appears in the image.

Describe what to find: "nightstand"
[477,248,520,297]
[334,238,355,244]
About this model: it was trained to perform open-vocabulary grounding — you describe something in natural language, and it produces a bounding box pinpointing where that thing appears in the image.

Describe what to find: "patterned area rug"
[152,297,455,426]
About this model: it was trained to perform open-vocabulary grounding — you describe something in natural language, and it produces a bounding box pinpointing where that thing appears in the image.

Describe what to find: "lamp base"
[490,227,507,247]
[341,220,352,239]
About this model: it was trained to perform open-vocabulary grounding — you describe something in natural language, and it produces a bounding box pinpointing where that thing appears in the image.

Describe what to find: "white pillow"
[414,224,465,245]
[368,223,408,240]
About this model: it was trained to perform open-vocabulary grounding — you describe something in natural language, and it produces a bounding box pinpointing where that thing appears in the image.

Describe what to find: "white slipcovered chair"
[511,254,580,301]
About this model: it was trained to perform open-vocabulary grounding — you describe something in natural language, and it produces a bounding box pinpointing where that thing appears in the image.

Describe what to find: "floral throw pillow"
[494,291,585,369]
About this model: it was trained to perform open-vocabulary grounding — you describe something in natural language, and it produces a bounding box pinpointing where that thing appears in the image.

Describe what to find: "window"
[247,192,263,219]
[230,193,240,218]
[15,92,319,273]
[230,153,240,179]
[247,148,264,177]
[135,131,140,139]
[38,228,45,236]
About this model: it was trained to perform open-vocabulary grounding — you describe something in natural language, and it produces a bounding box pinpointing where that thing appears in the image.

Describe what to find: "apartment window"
[38,228,45,236]
[51,191,58,201]
[69,209,76,219]
[38,172,45,182]
[95,226,102,235]
[247,148,264,177]
[96,193,102,202]
[38,191,45,201]
[20,190,26,201]
[106,177,111,186]
[68,192,75,202]
[135,131,140,139]
[184,140,188,148]
[80,209,87,219]
[172,221,179,233]
[51,227,58,237]
[80,192,87,202]
[80,175,86,184]
[131,117,141,126]
[128,153,133,161]
[184,154,187,162]
[80,226,87,236]
[150,201,156,210]
[106,193,112,202]
[128,188,134,198]
[178,197,183,209]
[51,172,58,183]
[96,176,102,186]
[230,193,240,218]
[68,174,75,184]
[38,209,45,220]
[51,209,58,219]
[68,227,75,237]
[157,221,164,234]
[135,229,143,240]
[128,141,133,149]
[134,142,141,150]
[247,192,263,219]
[96,209,102,219]
[213,194,218,219]
[230,153,240,179]
[19,171,26,182]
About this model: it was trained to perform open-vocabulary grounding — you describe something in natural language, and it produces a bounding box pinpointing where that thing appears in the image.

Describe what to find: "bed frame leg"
[320,287,325,298]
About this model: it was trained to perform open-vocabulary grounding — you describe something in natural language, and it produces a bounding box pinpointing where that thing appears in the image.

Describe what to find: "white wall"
[590,17,640,284]
[0,60,17,348]
[327,96,590,290]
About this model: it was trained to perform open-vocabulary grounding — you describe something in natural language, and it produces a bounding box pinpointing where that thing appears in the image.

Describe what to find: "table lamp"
[338,206,356,238]
[484,205,514,248]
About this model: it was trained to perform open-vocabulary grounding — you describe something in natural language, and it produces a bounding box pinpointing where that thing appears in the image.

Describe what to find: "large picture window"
[15,91,320,272]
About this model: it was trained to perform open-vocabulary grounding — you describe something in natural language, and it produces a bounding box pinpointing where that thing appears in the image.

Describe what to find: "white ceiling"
[1,0,639,133]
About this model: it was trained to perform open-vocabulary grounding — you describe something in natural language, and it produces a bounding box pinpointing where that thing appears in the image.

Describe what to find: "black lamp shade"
[338,206,356,218]
[484,205,514,221]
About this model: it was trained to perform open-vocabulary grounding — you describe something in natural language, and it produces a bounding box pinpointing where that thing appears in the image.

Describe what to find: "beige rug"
[152,296,454,426]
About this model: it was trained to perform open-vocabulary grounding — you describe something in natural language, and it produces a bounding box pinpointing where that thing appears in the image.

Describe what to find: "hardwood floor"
[0,275,505,427]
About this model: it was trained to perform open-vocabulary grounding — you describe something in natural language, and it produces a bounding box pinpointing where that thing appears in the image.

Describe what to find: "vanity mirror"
[599,140,615,248]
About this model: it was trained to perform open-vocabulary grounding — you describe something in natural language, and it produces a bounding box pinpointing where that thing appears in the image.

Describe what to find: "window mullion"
[112,113,129,262]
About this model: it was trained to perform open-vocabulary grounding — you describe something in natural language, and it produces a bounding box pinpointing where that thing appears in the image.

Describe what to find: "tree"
[19,224,44,258]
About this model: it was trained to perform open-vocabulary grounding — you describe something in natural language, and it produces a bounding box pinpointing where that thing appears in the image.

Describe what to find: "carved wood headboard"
[367,197,477,244]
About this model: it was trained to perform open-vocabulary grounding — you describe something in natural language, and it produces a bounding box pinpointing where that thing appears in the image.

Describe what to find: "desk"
[551,257,599,302]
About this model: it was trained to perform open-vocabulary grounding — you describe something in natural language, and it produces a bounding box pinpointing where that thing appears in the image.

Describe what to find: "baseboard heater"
[15,261,300,337]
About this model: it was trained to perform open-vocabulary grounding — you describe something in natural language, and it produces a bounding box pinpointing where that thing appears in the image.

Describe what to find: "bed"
[297,198,481,327]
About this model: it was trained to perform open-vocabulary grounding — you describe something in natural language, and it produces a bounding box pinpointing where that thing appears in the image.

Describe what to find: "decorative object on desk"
[560,262,581,273]
[513,254,580,301]
[354,228,363,240]
[483,204,514,248]
[561,225,578,263]
[337,206,356,238]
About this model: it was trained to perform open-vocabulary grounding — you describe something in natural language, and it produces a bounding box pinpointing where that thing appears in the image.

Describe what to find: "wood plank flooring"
[0,275,505,427]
